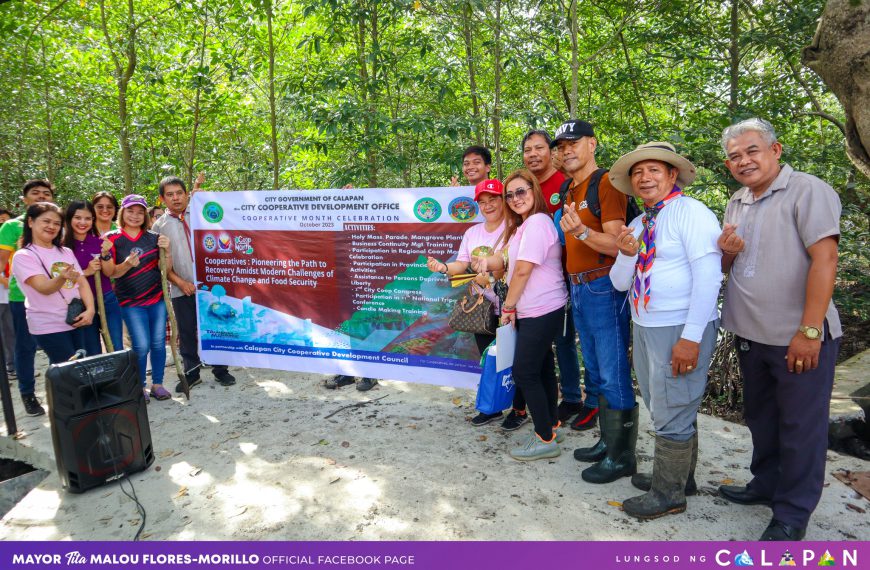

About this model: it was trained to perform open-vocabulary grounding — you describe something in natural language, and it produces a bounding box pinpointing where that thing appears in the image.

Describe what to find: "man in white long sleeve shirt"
[606,142,722,521]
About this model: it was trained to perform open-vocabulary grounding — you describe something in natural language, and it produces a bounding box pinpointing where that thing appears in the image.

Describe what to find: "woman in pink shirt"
[11,203,95,364]
[473,169,568,461]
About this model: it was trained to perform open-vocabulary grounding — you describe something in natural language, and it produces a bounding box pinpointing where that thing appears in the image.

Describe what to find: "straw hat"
[608,142,696,196]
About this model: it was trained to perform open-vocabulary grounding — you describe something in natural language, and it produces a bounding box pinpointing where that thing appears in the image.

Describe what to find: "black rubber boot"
[581,402,638,484]
[622,436,693,520]
[573,395,608,463]
[631,432,698,495]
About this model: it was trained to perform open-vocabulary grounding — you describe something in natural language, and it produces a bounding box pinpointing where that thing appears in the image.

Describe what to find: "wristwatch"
[799,325,822,340]
[573,227,590,241]
[100,253,112,261]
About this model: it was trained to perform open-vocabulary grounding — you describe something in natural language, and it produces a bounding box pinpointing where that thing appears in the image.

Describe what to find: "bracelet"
[501,308,516,314]
[441,263,448,274]
[503,304,516,311]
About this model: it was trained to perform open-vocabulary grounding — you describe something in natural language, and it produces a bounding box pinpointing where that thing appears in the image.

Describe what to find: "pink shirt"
[507,213,568,319]
[456,221,506,263]
[11,245,82,335]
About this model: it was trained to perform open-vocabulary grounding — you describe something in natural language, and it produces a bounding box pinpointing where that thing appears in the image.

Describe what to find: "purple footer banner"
[0,542,865,570]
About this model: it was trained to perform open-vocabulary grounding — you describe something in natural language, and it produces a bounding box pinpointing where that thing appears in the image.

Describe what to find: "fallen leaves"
[845,503,866,514]
[341,441,350,448]
[173,486,189,499]
[607,500,623,508]
[451,397,462,406]
[189,467,202,477]
[478,435,487,441]
[720,478,735,485]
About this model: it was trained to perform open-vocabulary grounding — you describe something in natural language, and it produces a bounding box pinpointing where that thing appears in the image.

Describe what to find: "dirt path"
[1,359,868,541]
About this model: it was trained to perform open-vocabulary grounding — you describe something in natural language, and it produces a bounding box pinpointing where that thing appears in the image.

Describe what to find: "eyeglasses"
[504,188,530,201]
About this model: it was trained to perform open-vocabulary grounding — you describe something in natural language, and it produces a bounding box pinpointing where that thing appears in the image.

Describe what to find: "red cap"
[474,179,503,200]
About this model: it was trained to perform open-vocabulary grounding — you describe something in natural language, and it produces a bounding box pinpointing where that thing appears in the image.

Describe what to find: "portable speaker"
[45,349,154,493]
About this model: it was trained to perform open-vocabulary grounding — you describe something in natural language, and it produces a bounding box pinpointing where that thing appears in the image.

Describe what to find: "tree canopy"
[1,0,867,317]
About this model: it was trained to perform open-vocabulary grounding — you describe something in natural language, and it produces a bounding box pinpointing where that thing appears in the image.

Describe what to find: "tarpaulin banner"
[190,188,484,388]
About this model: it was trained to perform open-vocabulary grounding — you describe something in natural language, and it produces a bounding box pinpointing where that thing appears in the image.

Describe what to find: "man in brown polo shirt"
[555,120,637,485]
[717,118,842,541]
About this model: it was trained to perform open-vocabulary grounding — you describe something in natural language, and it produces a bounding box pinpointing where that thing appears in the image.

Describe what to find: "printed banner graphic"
[191,188,482,387]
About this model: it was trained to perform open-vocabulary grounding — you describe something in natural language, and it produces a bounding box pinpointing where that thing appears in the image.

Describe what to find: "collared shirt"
[151,210,194,299]
[721,164,842,345]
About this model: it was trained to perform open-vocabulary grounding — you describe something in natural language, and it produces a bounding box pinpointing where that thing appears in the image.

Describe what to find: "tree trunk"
[728,0,739,117]
[187,12,209,189]
[569,0,578,118]
[492,0,502,178]
[99,0,137,195]
[618,31,649,134]
[461,2,482,145]
[40,38,55,182]
[803,0,870,178]
[266,0,280,189]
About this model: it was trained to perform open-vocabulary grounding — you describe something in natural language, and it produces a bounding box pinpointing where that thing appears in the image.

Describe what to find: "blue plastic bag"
[475,343,515,414]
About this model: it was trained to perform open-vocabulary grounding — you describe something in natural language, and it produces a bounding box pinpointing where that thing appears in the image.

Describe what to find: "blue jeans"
[122,302,167,387]
[81,290,125,355]
[10,301,37,396]
[571,276,634,410]
[554,303,582,403]
[34,329,85,364]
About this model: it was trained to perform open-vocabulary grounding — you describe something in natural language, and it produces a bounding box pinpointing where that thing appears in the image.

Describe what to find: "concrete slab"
[1,359,869,541]
[832,348,870,422]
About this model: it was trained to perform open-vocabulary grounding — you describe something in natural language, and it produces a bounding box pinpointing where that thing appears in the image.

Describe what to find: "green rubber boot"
[581,403,638,484]
[622,436,693,520]
[631,432,698,495]
[573,395,608,463]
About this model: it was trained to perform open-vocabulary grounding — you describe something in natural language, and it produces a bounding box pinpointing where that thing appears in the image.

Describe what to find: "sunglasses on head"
[505,187,530,201]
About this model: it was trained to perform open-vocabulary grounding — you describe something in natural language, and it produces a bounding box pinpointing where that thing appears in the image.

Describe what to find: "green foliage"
[0,0,867,315]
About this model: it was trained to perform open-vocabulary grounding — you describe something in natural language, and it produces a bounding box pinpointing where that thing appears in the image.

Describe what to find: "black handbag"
[65,297,86,325]
[28,246,87,325]
[448,283,498,335]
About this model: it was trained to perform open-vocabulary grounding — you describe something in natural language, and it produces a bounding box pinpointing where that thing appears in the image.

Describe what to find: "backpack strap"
[585,168,609,219]
[556,177,573,208]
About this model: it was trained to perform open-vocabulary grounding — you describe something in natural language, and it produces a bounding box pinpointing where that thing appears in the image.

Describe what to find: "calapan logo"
[448,197,477,222]
[202,234,217,252]
[501,371,514,391]
[202,201,223,223]
[413,198,441,222]
[235,236,254,255]
[217,233,232,253]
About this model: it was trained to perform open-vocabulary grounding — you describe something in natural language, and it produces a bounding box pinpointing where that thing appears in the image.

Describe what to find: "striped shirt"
[106,229,163,307]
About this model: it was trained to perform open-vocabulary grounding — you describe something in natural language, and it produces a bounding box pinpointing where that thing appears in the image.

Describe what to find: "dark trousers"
[172,295,227,378]
[738,334,840,528]
[10,301,37,396]
[513,308,563,440]
[475,332,527,413]
[34,329,85,364]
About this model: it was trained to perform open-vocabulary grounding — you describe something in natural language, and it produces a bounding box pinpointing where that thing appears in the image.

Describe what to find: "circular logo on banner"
[202,202,223,224]
[413,198,441,222]
[202,234,217,252]
[448,197,477,222]
[549,193,561,206]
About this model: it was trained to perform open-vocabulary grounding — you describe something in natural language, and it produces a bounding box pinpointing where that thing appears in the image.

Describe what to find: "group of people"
[1,117,842,542]
[0,176,236,417]
[426,117,841,542]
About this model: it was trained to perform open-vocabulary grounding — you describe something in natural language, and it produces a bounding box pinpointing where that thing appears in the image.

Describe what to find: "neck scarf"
[631,186,682,314]
[169,211,193,257]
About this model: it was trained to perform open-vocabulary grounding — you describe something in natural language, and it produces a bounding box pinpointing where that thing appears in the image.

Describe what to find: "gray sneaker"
[509,432,561,461]
[356,378,378,391]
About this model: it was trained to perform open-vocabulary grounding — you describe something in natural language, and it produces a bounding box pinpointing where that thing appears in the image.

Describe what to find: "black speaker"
[45,349,154,493]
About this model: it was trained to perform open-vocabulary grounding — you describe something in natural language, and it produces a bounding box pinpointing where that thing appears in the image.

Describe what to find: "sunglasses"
[504,188,530,201]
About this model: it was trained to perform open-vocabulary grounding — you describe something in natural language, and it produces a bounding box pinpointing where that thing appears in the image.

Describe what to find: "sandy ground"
[1,352,869,542]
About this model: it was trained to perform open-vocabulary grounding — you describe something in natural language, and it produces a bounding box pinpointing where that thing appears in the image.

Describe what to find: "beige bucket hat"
[608,141,697,196]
